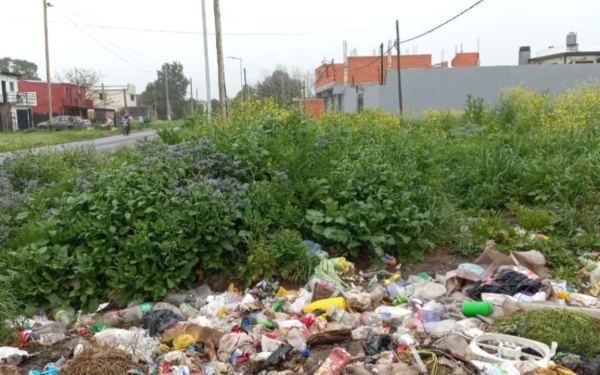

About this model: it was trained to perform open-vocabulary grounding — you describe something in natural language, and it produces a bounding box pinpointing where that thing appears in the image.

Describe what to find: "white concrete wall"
[90,84,137,110]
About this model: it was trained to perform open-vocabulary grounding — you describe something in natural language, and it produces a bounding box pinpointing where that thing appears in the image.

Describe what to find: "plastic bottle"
[116,302,153,324]
[79,314,102,327]
[286,328,309,357]
[31,323,65,339]
[51,307,74,327]
[374,306,411,322]
[359,312,383,328]
[180,303,200,318]
[385,280,415,299]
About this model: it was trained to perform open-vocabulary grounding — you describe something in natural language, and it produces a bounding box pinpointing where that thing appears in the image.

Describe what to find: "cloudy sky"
[4,0,600,100]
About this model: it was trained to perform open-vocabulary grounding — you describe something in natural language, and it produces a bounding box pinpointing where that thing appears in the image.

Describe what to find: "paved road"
[0,130,157,164]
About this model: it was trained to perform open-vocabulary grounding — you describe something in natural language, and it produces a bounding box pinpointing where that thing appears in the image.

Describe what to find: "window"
[130,95,135,102]
[597,58,600,63]
[99,93,104,100]
[9,82,14,92]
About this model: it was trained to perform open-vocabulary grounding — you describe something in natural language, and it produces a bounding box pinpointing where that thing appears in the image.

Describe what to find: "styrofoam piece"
[469,333,556,368]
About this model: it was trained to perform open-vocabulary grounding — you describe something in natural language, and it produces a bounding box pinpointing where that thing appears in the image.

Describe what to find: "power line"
[34,18,391,36]
[61,0,157,70]
[400,0,485,44]
[54,8,142,70]
[353,0,486,73]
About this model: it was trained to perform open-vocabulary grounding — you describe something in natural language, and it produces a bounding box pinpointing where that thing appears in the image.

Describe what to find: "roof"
[0,71,22,78]
[529,50,600,62]
[451,52,480,67]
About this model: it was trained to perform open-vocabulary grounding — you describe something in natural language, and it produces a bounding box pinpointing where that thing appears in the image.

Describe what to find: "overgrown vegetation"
[495,309,600,357]
[2,85,600,312]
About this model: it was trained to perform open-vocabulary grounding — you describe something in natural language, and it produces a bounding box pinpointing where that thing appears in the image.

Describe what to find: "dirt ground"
[18,341,72,375]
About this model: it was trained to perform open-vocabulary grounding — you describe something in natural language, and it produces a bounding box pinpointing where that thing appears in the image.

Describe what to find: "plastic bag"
[304,240,329,259]
[467,269,542,300]
[140,309,185,337]
[261,335,284,352]
[287,289,313,315]
[363,335,393,356]
[0,347,28,361]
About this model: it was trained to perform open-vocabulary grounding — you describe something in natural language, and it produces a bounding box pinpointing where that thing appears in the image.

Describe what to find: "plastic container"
[359,312,383,328]
[39,333,66,346]
[314,347,352,375]
[31,323,65,338]
[302,297,346,314]
[386,280,415,299]
[287,328,308,355]
[326,305,356,327]
[180,303,200,318]
[462,301,493,317]
[119,302,153,324]
[374,306,411,322]
[79,314,102,327]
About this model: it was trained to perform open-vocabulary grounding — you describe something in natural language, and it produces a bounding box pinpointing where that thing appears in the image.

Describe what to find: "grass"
[0,120,181,152]
[495,309,600,357]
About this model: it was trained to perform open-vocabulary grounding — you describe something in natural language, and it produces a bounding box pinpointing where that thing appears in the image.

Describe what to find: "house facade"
[18,81,93,125]
[519,32,600,65]
[0,72,37,131]
[90,83,137,111]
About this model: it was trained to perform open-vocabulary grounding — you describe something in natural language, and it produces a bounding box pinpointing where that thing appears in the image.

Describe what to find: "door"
[16,109,29,130]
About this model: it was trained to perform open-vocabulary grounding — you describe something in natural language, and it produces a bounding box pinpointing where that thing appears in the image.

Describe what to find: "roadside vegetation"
[2,84,600,313]
[0,120,178,152]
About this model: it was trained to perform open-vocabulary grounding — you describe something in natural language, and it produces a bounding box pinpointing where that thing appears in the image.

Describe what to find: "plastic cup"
[462,301,493,317]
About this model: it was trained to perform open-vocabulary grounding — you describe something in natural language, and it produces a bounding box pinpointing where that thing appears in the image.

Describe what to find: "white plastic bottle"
[116,302,154,324]
[374,306,411,322]
[286,328,309,357]
[52,307,74,327]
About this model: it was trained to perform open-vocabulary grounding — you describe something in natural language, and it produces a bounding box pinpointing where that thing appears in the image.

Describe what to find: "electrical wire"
[61,0,157,70]
[54,7,143,70]
[352,0,486,73]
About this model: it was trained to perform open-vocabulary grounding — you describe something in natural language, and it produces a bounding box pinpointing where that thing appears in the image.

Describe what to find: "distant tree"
[141,62,190,120]
[55,67,104,99]
[233,84,257,101]
[0,57,41,80]
[211,98,221,114]
[256,66,302,106]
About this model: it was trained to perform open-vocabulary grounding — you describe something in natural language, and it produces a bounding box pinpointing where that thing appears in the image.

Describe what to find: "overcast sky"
[4,0,600,100]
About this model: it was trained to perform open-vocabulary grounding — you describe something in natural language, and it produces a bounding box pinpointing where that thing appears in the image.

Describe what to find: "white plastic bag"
[287,289,313,315]
[261,335,284,352]
[0,347,28,361]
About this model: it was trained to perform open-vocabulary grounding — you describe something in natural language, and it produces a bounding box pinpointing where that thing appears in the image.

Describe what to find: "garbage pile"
[3,245,600,375]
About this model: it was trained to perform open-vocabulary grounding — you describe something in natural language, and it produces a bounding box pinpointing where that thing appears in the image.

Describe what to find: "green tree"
[140,62,190,120]
[55,67,103,99]
[256,68,302,106]
[0,58,41,80]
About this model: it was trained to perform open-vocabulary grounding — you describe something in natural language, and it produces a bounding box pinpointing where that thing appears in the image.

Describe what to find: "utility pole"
[164,65,171,121]
[190,77,194,112]
[122,88,128,113]
[227,56,243,114]
[214,0,226,118]
[395,19,404,115]
[43,0,53,128]
[380,42,384,85]
[201,0,212,120]
[243,68,247,101]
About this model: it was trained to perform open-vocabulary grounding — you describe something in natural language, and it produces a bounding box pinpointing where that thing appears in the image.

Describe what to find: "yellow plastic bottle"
[302,297,347,314]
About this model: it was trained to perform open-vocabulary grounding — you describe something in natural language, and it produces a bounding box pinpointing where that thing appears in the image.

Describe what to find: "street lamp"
[43,1,53,128]
[227,56,243,113]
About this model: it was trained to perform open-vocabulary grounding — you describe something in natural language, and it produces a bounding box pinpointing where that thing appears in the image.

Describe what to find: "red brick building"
[18,81,94,125]
[315,46,480,113]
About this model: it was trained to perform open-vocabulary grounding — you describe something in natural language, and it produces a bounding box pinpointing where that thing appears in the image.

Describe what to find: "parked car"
[36,116,83,131]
